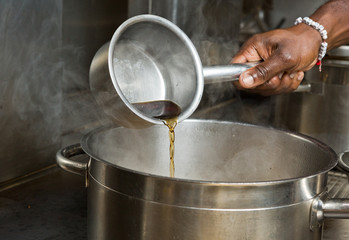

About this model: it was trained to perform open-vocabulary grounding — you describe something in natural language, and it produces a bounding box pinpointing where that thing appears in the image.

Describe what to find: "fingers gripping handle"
[202,61,318,94]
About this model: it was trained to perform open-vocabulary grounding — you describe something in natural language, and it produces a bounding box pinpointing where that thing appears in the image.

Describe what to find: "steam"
[89,120,331,182]
[0,1,65,182]
[90,0,269,179]
[150,0,242,65]
[86,0,340,185]
[0,0,114,183]
[1,1,62,140]
[144,0,244,120]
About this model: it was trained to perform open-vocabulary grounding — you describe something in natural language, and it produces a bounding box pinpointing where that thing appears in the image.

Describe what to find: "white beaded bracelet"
[294,17,328,71]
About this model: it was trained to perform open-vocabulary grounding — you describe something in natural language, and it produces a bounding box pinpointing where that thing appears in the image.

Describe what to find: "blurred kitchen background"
[1,0,349,238]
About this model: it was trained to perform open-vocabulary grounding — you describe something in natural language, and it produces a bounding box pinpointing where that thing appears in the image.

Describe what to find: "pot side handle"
[310,150,349,231]
[56,143,89,176]
[323,199,349,219]
[337,150,349,174]
[310,196,349,231]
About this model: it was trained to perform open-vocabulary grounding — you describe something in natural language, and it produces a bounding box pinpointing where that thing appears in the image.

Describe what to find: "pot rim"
[82,119,337,208]
[81,119,338,185]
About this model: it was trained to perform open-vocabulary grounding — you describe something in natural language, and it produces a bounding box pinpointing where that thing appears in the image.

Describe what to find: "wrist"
[288,23,322,64]
[309,0,349,50]
[292,20,322,45]
[294,17,328,69]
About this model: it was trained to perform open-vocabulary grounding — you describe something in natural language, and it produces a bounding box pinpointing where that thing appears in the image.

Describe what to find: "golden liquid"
[163,118,177,178]
[132,100,181,178]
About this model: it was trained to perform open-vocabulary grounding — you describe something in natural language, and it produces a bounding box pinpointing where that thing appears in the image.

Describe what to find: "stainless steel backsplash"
[0,0,126,183]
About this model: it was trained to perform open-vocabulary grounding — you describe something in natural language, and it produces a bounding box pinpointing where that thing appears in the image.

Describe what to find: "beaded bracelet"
[294,17,328,71]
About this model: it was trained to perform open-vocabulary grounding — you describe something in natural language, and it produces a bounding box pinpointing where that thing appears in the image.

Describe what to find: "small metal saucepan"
[89,14,256,128]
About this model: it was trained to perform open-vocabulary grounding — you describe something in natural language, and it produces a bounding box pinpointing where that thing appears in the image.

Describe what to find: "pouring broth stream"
[133,100,182,177]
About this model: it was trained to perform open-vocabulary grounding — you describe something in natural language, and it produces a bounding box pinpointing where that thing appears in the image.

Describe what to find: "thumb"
[239,54,288,88]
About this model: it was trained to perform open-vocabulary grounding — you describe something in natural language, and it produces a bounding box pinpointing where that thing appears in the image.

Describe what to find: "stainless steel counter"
[323,171,349,240]
[0,167,87,240]
[0,166,349,239]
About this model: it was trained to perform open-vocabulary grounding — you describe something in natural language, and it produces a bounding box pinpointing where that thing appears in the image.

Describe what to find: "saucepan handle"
[293,84,312,93]
[56,143,89,176]
[203,64,317,94]
[203,62,259,84]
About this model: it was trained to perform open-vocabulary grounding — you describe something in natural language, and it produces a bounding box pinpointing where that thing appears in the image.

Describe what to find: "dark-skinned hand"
[231,24,322,96]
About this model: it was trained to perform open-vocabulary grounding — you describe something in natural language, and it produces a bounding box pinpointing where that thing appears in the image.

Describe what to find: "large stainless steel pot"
[56,120,349,240]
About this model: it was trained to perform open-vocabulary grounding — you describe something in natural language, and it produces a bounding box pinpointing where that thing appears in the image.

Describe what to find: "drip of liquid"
[164,118,177,178]
[133,100,181,177]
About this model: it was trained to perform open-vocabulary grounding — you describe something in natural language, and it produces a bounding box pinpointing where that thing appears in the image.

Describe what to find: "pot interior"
[82,120,337,182]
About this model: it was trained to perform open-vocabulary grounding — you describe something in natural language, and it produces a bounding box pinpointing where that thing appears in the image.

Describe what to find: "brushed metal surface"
[89,15,204,128]
[90,15,253,128]
[88,176,321,240]
[2,169,349,239]
[0,0,63,183]
[0,0,127,184]
[83,120,337,182]
[327,46,349,58]
[76,120,339,239]
[274,60,349,154]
